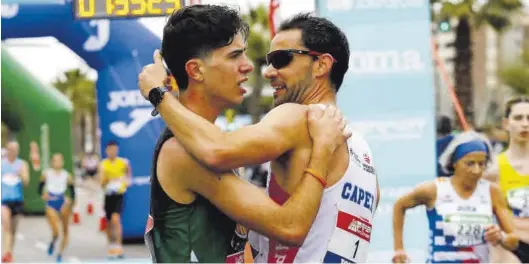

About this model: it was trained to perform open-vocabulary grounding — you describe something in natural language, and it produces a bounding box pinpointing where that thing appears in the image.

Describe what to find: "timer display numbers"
[74,0,183,19]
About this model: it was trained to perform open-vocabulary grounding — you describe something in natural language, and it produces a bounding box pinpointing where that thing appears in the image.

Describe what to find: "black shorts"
[84,168,98,178]
[513,240,529,263]
[104,194,124,220]
[1,201,24,215]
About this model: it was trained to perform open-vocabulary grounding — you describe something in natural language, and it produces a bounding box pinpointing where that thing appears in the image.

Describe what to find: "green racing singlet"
[145,129,236,263]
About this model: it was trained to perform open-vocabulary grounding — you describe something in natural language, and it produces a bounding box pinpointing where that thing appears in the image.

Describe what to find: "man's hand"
[307,104,351,154]
[41,193,49,201]
[484,224,503,246]
[392,250,409,263]
[138,50,169,99]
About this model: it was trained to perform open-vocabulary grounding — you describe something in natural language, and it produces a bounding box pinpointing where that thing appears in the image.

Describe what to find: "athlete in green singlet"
[141,5,351,263]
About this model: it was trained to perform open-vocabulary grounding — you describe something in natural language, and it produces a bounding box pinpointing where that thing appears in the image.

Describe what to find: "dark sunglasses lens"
[268,51,293,69]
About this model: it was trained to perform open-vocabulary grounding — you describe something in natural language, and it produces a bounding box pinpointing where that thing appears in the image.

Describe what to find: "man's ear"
[313,53,334,78]
[185,59,205,82]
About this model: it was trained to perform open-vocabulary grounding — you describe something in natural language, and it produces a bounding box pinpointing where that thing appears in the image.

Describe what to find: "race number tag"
[1,173,20,186]
[106,179,123,194]
[443,214,491,247]
[507,187,529,217]
[324,211,372,263]
[225,251,244,263]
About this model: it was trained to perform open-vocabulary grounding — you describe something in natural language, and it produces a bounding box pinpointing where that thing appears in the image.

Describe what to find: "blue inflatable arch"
[2,2,165,239]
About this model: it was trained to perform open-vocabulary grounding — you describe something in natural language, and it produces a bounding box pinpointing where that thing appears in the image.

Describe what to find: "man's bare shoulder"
[261,103,308,123]
[158,138,229,177]
[158,137,192,169]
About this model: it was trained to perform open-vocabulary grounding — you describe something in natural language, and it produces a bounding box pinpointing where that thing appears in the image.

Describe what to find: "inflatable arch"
[2,2,166,238]
[2,46,75,214]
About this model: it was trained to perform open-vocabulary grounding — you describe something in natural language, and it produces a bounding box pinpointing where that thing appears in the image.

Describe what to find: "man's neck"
[300,81,337,106]
[6,156,17,163]
[507,140,529,158]
[179,88,223,123]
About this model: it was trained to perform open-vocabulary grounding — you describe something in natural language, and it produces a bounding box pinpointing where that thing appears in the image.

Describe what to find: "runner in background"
[99,141,131,259]
[1,141,30,263]
[81,150,100,215]
[485,96,529,263]
[39,153,75,262]
[393,131,519,263]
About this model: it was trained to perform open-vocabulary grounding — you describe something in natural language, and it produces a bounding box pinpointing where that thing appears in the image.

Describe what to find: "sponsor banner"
[2,3,164,238]
[317,0,436,261]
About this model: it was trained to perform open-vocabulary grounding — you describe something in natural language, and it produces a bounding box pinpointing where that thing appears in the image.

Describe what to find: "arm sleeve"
[38,181,45,195]
[68,184,76,200]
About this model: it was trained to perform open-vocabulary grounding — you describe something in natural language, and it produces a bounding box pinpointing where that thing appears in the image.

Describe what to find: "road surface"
[9,186,150,263]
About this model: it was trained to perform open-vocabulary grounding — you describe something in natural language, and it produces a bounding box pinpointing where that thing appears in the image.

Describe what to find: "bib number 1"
[323,211,372,263]
[353,240,359,259]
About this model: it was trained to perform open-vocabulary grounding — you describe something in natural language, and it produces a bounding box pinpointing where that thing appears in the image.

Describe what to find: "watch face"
[149,88,162,105]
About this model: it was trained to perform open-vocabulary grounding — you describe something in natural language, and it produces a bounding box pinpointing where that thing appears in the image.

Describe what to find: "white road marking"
[34,241,47,251]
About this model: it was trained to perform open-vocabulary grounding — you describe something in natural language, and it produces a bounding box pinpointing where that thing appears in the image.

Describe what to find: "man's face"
[504,102,529,143]
[6,142,19,160]
[264,29,315,106]
[52,154,64,169]
[202,33,254,107]
[106,145,118,158]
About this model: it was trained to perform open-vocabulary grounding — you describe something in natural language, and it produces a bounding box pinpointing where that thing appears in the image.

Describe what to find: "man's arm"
[67,173,76,202]
[20,161,30,186]
[124,158,133,186]
[490,183,519,251]
[99,163,107,187]
[38,173,46,199]
[160,139,333,247]
[159,96,304,171]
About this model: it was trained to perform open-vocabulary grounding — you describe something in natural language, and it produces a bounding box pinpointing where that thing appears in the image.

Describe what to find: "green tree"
[52,69,97,154]
[499,47,529,96]
[432,0,523,125]
[242,4,271,124]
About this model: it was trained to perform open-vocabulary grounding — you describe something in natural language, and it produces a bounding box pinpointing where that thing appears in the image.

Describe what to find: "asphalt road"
[6,186,150,263]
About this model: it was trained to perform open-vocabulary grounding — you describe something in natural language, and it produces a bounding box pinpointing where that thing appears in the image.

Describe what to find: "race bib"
[106,179,123,194]
[1,173,21,186]
[324,211,372,263]
[507,187,529,216]
[443,214,491,247]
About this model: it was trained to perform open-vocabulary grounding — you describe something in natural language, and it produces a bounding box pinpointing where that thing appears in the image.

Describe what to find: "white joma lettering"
[107,90,151,111]
[349,50,424,74]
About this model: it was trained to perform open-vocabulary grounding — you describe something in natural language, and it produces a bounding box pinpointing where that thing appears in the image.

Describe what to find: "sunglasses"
[266,49,337,69]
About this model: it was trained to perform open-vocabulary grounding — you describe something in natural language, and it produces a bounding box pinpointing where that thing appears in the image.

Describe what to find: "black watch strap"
[149,87,169,117]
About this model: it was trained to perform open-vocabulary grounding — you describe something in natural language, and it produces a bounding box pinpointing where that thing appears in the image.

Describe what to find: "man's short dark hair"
[161,4,249,90]
[278,13,350,92]
[106,140,118,147]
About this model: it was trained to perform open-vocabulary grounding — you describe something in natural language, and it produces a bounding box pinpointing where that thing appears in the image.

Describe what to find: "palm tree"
[243,4,271,124]
[500,46,529,96]
[52,69,97,154]
[432,0,523,125]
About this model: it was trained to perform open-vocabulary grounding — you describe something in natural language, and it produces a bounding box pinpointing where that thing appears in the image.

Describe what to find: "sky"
[3,0,315,84]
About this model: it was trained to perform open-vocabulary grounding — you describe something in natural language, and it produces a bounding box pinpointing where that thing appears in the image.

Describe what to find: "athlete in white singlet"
[1,141,29,263]
[392,131,519,263]
[250,132,377,263]
[39,153,75,262]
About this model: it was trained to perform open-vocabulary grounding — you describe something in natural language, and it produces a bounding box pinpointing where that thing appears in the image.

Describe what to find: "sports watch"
[148,86,169,116]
